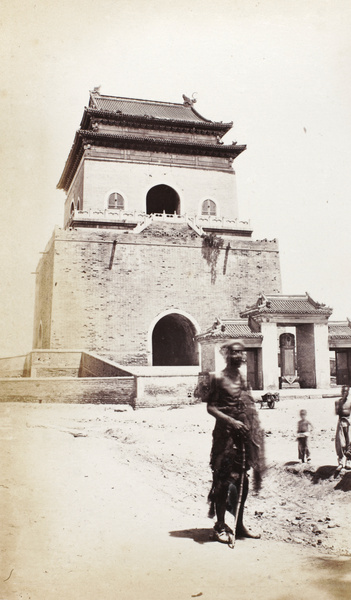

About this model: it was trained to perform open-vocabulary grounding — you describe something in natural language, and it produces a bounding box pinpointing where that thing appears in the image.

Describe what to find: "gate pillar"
[261,321,279,389]
[296,324,316,388]
[314,323,331,388]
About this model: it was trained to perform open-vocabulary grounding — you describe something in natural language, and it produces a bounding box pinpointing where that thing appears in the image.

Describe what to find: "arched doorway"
[152,313,198,366]
[146,184,180,215]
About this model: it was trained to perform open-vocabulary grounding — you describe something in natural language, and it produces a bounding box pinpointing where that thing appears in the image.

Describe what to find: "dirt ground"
[1,396,350,600]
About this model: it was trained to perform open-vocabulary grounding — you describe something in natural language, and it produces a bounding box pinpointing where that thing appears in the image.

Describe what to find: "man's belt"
[217,399,245,414]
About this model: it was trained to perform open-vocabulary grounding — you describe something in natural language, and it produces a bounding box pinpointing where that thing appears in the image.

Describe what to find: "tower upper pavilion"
[57,90,251,237]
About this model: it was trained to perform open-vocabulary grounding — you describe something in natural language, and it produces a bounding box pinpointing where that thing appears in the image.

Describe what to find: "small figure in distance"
[296,409,313,463]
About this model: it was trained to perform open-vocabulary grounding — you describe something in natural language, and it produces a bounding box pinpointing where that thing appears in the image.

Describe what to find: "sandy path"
[0,400,350,599]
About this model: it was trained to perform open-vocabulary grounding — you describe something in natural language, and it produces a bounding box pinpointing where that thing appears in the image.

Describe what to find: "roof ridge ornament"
[257,292,271,309]
[89,86,101,109]
[182,93,197,106]
[212,316,226,332]
[306,291,326,309]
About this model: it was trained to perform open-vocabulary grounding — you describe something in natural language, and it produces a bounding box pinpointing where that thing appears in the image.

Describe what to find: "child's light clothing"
[297,418,313,462]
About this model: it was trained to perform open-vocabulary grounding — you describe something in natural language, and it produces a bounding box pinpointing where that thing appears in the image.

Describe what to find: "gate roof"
[196,318,262,346]
[328,320,351,348]
[240,293,332,324]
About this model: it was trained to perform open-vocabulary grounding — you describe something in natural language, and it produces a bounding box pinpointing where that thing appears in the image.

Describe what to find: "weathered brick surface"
[79,353,133,377]
[0,377,135,404]
[0,355,29,378]
[136,374,199,408]
[30,350,82,377]
[33,233,55,348]
[33,225,281,365]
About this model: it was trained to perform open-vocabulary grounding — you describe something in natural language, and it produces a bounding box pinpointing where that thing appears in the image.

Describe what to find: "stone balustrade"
[193,214,251,231]
[69,209,252,233]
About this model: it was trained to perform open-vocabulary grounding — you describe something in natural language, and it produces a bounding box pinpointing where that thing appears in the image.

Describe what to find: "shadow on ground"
[169,528,214,544]
[283,462,351,492]
[312,465,351,491]
[312,465,338,482]
[334,471,351,491]
[313,556,351,600]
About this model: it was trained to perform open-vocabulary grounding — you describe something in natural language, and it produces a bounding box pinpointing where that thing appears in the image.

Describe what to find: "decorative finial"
[182,93,197,106]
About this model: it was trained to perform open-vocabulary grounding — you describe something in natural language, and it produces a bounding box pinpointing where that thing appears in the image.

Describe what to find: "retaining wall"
[0,355,30,378]
[0,377,136,405]
[135,373,199,407]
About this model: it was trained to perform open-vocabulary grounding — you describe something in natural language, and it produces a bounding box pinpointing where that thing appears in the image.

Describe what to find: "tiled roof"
[89,91,217,124]
[328,321,351,339]
[241,293,332,317]
[196,319,262,341]
[58,91,240,191]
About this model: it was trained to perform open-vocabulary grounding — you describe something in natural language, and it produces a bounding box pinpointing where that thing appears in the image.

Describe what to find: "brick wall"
[0,355,29,378]
[79,352,133,377]
[33,233,55,348]
[136,374,199,408]
[0,377,135,404]
[30,350,83,377]
[34,224,281,365]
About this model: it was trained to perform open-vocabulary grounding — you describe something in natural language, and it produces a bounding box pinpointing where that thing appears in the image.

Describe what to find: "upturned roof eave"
[196,331,263,342]
[57,130,82,190]
[240,292,333,319]
[80,106,233,135]
[240,307,333,318]
[88,91,232,128]
[78,129,245,152]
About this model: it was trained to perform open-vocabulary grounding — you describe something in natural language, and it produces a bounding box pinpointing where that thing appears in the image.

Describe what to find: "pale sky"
[1,0,351,357]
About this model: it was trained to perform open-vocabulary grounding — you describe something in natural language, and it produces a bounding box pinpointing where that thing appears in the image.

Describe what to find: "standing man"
[206,340,265,545]
[335,385,351,471]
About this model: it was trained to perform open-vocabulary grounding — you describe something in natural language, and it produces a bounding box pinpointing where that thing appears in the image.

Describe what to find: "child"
[296,409,313,463]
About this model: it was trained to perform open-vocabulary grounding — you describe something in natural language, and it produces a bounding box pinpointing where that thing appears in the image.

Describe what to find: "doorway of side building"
[246,348,262,390]
[277,325,317,388]
[152,313,199,366]
[146,184,180,215]
[334,349,351,385]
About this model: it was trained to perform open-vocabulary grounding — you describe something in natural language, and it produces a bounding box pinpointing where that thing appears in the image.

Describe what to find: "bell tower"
[33,91,281,367]
[57,90,250,236]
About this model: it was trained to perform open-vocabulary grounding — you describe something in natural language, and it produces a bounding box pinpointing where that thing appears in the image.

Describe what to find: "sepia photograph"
[0,1,350,598]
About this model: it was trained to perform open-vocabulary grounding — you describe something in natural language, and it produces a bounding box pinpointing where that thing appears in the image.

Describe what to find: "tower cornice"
[57,130,246,192]
[81,107,233,137]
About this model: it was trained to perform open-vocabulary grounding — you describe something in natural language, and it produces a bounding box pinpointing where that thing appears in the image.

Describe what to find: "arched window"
[108,192,124,210]
[201,199,216,216]
[70,202,75,216]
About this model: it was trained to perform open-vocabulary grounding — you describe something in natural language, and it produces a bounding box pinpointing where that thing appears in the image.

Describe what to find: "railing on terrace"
[193,214,251,231]
[68,209,252,233]
[70,209,144,223]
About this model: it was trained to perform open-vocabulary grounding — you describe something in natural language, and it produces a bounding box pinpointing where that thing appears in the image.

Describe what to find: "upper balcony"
[67,209,253,238]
